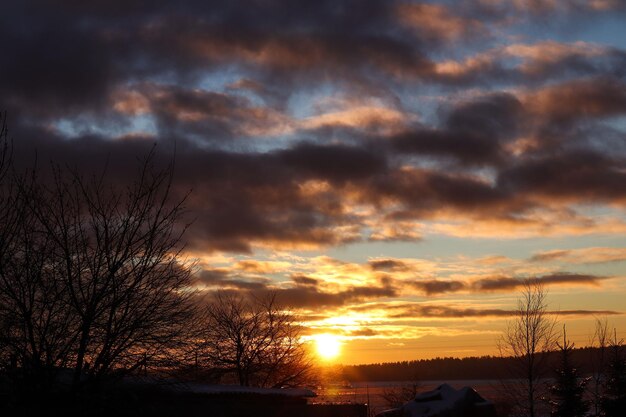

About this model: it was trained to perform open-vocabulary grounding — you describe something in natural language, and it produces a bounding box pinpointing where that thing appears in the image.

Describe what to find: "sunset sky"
[2,0,626,364]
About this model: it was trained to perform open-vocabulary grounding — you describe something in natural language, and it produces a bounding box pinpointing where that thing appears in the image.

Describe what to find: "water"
[311,379,503,416]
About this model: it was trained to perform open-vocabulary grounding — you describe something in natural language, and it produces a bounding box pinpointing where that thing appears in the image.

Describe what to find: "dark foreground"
[1,390,367,417]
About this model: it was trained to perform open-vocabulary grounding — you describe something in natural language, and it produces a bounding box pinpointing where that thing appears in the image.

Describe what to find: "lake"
[312,379,507,416]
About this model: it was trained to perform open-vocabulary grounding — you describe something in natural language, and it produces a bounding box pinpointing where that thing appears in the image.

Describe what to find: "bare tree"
[0,112,9,178]
[0,112,14,367]
[197,292,312,388]
[498,280,557,417]
[0,116,79,392]
[0,144,198,393]
[380,380,421,409]
[0,178,78,393]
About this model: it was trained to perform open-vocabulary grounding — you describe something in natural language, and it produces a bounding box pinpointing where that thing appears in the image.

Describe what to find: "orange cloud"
[396,3,486,42]
[530,247,626,264]
[433,41,610,82]
[424,213,626,239]
[523,77,626,122]
[300,105,409,134]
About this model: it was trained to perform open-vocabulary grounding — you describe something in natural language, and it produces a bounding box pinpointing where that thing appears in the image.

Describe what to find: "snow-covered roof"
[377,383,496,417]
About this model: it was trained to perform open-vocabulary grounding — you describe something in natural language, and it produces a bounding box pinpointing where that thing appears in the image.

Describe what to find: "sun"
[314,333,342,360]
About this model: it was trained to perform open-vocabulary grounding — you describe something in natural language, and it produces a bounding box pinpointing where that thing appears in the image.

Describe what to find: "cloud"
[4,0,626,254]
[530,247,626,264]
[368,222,424,242]
[524,77,626,125]
[369,259,411,272]
[389,93,523,166]
[366,167,518,218]
[472,273,608,291]
[277,142,388,184]
[300,105,410,135]
[497,149,626,204]
[4,1,626,362]
[395,3,487,43]
[111,83,293,140]
[432,41,626,87]
[349,328,379,337]
[410,280,467,296]
[529,250,572,263]
[292,275,320,286]
[508,0,626,12]
[196,268,271,290]
[167,142,387,252]
[239,284,398,309]
[383,303,621,319]
[402,272,610,295]
[234,260,291,274]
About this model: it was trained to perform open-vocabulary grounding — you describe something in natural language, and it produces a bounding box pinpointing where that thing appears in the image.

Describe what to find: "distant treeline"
[340,347,602,382]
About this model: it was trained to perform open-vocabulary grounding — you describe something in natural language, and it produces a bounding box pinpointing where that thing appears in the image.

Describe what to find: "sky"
[1,0,626,364]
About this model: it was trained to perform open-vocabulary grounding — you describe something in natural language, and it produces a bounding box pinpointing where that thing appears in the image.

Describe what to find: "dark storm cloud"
[175,143,387,251]
[444,93,523,139]
[384,78,626,167]
[368,168,519,218]
[182,142,621,251]
[277,143,387,183]
[3,0,626,255]
[117,83,289,141]
[0,0,434,114]
[5,0,620,121]
[2,0,623,118]
[390,129,504,166]
[8,123,626,253]
[0,3,116,113]
[165,145,377,250]
[10,133,385,252]
[390,93,523,166]
[497,149,626,203]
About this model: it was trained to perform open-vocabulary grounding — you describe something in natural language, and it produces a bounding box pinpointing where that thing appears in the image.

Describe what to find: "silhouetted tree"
[547,325,589,417]
[197,292,312,388]
[380,380,421,409]
[498,280,557,417]
[0,112,13,368]
[0,138,197,394]
[601,330,626,417]
[589,318,609,417]
[0,112,9,178]
[0,176,78,394]
[0,115,68,393]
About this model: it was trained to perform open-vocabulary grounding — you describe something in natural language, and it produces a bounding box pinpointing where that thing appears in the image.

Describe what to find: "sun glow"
[314,333,342,360]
